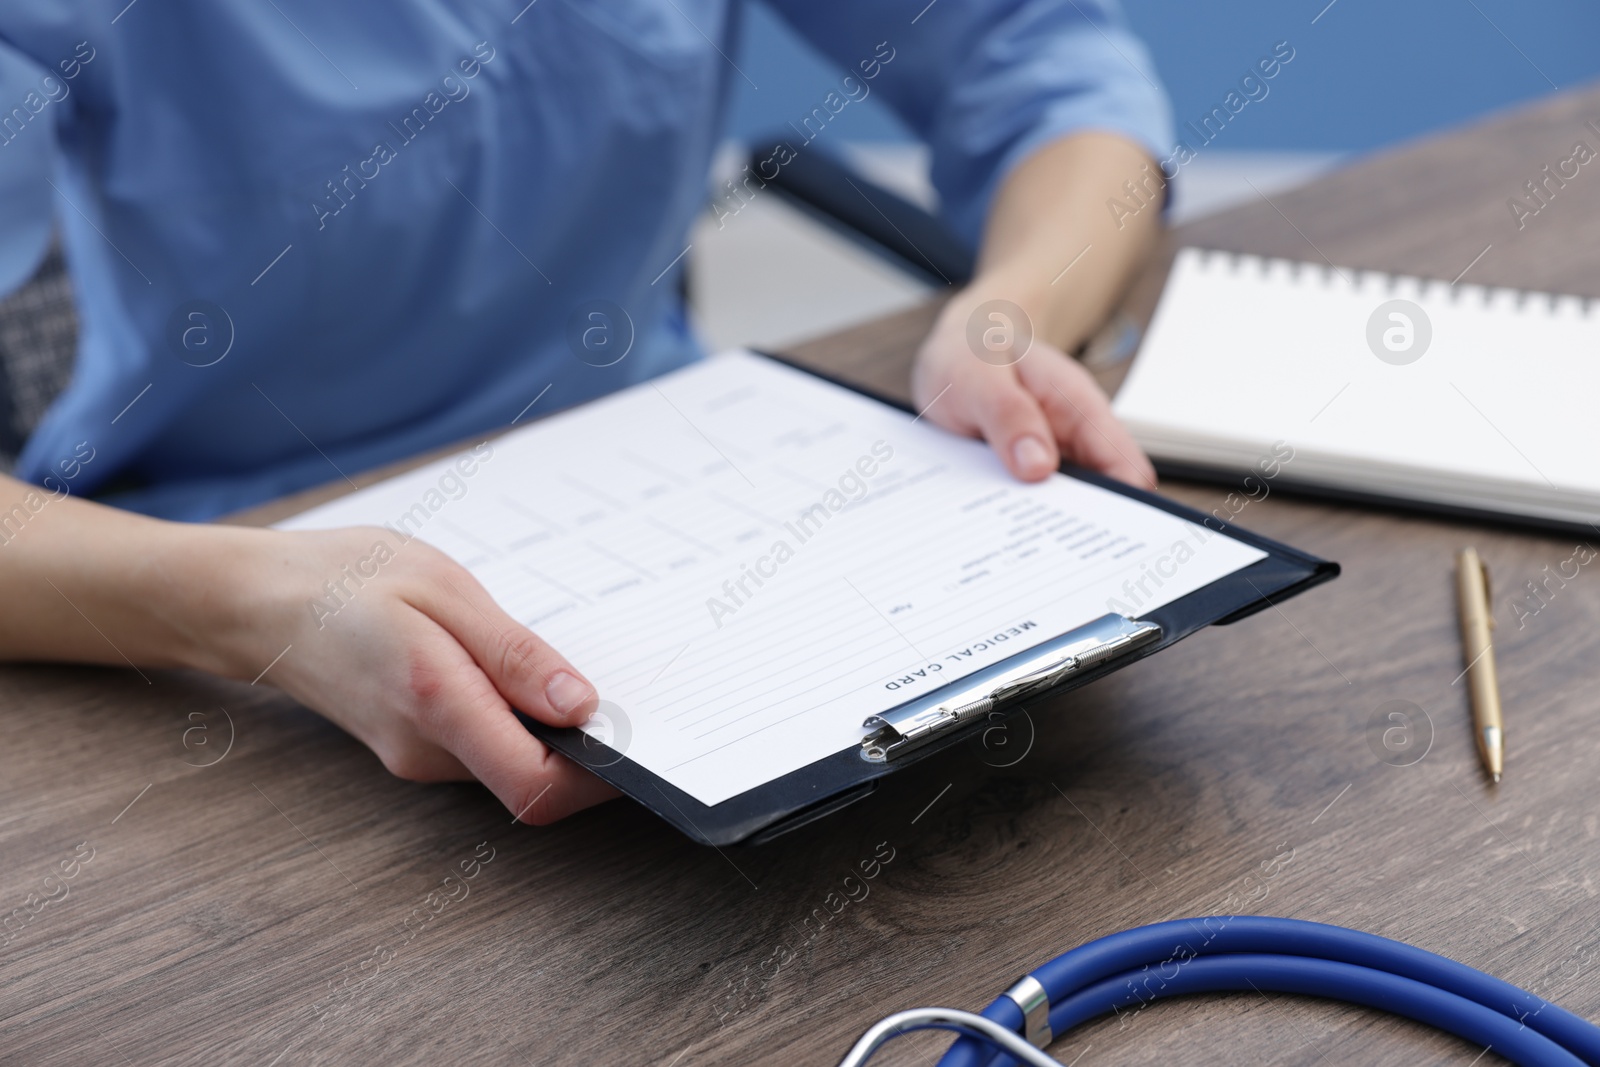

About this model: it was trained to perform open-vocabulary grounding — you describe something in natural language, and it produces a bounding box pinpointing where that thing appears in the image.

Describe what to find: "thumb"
[1019,348,1156,489]
[423,568,599,727]
[954,365,1061,482]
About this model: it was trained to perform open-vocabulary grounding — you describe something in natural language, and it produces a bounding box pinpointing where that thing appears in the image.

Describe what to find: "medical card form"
[279,351,1267,807]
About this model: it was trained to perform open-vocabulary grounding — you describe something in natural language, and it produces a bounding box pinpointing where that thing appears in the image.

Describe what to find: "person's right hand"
[191,525,618,824]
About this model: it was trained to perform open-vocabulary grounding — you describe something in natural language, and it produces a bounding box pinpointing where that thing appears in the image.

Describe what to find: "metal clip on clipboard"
[858,614,1162,763]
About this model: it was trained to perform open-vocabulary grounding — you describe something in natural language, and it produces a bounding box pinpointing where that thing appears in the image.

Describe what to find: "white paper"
[1113,249,1600,523]
[280,351,1265,805]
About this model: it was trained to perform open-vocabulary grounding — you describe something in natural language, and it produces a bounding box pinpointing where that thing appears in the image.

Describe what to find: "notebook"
[1113,248,1600,531]
[275,350,1334,843]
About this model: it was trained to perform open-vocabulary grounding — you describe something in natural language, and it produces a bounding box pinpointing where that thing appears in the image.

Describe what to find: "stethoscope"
[837,917,1600,1067]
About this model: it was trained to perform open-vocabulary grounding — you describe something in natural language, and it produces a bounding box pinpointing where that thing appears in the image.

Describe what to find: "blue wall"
[724,0,1600,152]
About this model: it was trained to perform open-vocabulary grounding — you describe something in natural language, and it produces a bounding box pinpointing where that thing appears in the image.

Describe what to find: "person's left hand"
[911,286,1156,489]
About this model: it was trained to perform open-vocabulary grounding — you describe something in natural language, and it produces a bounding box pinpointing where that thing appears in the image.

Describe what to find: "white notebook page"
[1113,249,1600,516]
[279,351,1264,805]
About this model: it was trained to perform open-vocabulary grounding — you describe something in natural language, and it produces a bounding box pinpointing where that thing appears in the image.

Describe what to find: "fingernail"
[545,671,595,720]
[1012,436,1052,476]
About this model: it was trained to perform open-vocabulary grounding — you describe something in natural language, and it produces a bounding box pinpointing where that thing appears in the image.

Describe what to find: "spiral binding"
[1187,247,1595,317]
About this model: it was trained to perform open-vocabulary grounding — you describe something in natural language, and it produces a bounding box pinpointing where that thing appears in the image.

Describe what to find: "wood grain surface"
[7,83,1600,1067]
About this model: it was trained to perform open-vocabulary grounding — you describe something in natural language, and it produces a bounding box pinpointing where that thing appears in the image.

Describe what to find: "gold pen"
[1454,547,1504,783]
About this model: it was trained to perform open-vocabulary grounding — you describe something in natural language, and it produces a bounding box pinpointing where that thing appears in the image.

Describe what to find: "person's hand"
[911,285,1156,490]
[191,525,617,824]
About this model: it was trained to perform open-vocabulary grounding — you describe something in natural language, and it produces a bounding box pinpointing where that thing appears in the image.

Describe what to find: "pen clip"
[1480,560,1495,630]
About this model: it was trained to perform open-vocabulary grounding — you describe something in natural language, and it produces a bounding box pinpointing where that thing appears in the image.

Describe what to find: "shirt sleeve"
[759,0,1173,249]
[0,35,59,298]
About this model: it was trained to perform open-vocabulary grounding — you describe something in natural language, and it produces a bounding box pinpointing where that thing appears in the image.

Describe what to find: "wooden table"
[7,85,1600,1067]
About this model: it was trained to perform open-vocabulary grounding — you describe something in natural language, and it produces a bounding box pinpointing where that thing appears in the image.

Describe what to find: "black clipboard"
[522,354,1339,846]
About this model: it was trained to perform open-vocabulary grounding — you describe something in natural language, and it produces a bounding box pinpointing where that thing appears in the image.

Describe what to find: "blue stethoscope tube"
[935,917,1600,1067]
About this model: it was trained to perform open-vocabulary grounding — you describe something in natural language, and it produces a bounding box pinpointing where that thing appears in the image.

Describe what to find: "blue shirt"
[0,0,1169,520]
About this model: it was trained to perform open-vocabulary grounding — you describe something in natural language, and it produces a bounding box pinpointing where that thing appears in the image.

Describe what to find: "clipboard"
[523,355,1339,846]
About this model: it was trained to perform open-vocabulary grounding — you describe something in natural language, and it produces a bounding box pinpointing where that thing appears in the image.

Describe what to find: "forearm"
[911,130,1162,487]
[967,130,1164,351]
[0,472,249,673]
[0,473,613,821]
